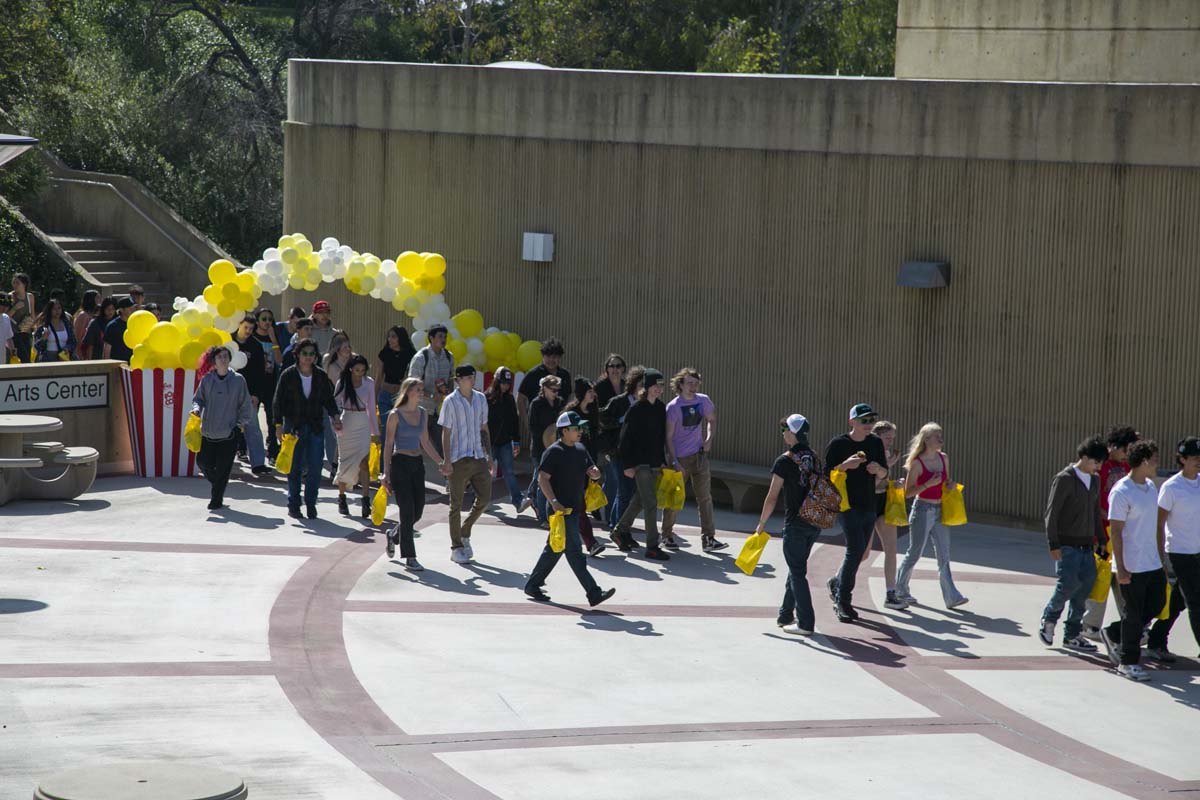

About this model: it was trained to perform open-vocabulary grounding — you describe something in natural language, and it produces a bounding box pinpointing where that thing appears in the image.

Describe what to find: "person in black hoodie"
[611,368,670,561]
[519,374,565,524]
[233,313,270,475]
[272,337,342,519]
[598,365,645,526]
[487,366,524,510]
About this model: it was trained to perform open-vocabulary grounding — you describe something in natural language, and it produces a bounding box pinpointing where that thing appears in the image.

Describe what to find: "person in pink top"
[333,354,379,518]
[894,422,968,609]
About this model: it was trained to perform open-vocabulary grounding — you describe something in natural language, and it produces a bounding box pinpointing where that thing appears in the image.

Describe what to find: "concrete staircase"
[50,234,173,307]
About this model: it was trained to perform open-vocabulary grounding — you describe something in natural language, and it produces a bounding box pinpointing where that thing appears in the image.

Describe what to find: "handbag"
[797,454,842,529]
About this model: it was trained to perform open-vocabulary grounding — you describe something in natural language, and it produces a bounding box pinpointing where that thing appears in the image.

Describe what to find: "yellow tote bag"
[184,413,203,453]
[941,482,968,526]
[549,510,569,553]
[368,442,381,481]
[735,530,771,575]
[371,484,388,526]
[1089,555,1112,603]
[585,481,608,513]
[830,469,850,512]
[1158,584,1173,621]
[656,468,686,510]
[883,481,908,526]
[275,433,298,474]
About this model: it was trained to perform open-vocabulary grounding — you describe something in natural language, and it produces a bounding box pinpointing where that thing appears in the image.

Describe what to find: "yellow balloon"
[345,276,362,294]
[506,332,522,350]
[129,344,150,369]
[207,259,237,285]
[423,253,446,277]
[305,269,321,286]
[391,294,406,312]
[288,274,306,290]
[483,332,510,360]
[202,285,222,305]
[281,247,299,265]
[215,329,232,345]
[278,235,296,249]
[158,351,182,370]
[397,251,423,281]
[517,340,542,371]
[125,310,157,346]
[196,330,222,350]
[216,300,236,318]
[236,291,255,310]
[456,309,485,339]
[419,274,446,294]
[446,338,467,362]
[296,239,313,256]
[221,282,240,300]
[360,276,376,294]
[179,341,205,369]
[402,297,420,316]
[147,321,184,353]
[234,272,256,293]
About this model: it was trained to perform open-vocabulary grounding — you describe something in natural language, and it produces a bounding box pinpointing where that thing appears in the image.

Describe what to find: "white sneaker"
[780,624,814,636]
[450,547,469,564]
[1038,620,1056,646]
[1117,663,1151,682]
[463,539,474,560]
[1081,625,1101,642]
[1099,629,1121,666]
[405,558,424,572]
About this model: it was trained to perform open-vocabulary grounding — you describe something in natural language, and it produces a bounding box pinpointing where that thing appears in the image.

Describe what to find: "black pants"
[12,332,31,363]
[1164,552,1200,650]
[1105,568,1166,665]
[198,435,237,506]
[389,453,425,558]
[836,507,876,606]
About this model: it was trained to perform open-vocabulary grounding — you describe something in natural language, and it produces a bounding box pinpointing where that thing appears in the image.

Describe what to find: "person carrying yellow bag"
[523,412,615,606]
[191,346,256,512]
[894,423,969,610]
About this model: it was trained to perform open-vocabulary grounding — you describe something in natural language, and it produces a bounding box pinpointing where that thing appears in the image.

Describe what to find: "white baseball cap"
[785,414,810,434]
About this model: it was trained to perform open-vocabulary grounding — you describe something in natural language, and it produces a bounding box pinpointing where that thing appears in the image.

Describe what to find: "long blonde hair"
[904,422,944,474]
[393,377,424,410]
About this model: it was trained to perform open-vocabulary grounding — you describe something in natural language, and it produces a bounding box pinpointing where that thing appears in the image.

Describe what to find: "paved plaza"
[1,473,1197,799]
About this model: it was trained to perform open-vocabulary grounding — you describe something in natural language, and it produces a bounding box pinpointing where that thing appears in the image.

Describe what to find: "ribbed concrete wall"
[283,62,1200,524]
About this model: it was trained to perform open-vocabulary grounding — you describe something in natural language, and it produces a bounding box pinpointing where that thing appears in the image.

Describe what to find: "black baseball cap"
[643,369,664,390]
[116,297,135,309]
[1178,437,1200,458]
[556,411,584,429]
[848,403,877,421]
[455,364,476,378]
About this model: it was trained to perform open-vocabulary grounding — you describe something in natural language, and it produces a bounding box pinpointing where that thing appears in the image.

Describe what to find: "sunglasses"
[856,415,879,425]
[299,351,318,358]
[258,316,273,322]
[780,424,790,434]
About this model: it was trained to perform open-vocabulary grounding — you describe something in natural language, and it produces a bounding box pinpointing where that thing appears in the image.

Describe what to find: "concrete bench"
[14,446,100,501]
[0,456,46,469]
[708,459,771,513]
[23,441,64,455]
[53,446,100,465]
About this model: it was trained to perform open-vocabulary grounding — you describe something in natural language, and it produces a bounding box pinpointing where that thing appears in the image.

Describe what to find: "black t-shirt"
[378,344,415,385]
[824,433,887,511]
[103,317,132,361]
[528,395,565,456]
[772,448,817,524]
[538,440,594,511]
[519,364,573,403]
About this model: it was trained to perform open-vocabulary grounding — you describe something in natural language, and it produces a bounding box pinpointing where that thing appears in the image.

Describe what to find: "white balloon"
[445,323,460,339]
[172,297,189,312]
[467,337,484,355]
[252,259,266,272]
[321,272,336,283]
[333,261,348,279]
[318,258,335,275]
[369,287,382,299]
[380,286,396,302]
[338,245,353,261]
[484,326,499,335]
[384,271,401,289]
[263,247,281,261]
[412,315,427,330]
[411,330,428,350]
[231,350,248,371]
[266,259,284,276]
[321,237,340,250]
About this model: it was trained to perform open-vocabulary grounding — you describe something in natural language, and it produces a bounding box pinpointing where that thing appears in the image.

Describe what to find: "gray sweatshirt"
[192,371,255,440]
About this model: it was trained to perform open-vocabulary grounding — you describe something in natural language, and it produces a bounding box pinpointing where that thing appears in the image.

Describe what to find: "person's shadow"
[0,599,48,614]
[1142,667,1200,711]
[205,507,285,530]
[388,568,489,596]
[575,609,661,636]
[588,555,664,582]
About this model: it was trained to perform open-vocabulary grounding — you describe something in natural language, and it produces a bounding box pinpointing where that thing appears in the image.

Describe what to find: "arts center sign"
[0,374,109,412]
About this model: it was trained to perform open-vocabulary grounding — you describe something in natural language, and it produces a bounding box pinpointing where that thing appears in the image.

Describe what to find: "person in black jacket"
[610,368,670,561]
[519,374,566,524]
[486,367,523,510]
[272,337,342,519]
[233,313,270,475]
[598,365,645,526]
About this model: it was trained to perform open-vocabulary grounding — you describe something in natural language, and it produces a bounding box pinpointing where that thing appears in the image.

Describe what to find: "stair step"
[73,259,148,269]
[64,248,138,261]
[50,235,125,248]
[88,272,158,283]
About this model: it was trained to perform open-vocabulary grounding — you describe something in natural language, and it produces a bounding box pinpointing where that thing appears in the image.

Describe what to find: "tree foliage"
[2,0,896,264]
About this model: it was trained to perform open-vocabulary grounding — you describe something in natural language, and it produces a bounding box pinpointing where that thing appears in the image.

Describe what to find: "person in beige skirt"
[334,354,378,517]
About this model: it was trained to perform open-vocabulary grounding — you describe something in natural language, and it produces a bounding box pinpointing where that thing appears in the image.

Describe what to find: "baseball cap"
[643,368,664,390]
[785,414,810,435]
[848,403,877,421]
[539,374,561,389]
[1178,437,1200,458]
[556,411,584,429]
[494,366,514,383]
[455,364,476,378]
[116,296,135,309]
[311,300,330,313]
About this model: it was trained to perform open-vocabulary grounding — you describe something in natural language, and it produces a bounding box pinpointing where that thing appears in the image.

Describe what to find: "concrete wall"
[284,61,1200,525]
[897,0,1200,83]
[0,360,133,476]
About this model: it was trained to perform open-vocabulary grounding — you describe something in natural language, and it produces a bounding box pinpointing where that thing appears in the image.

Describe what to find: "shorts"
[875,491,887,518]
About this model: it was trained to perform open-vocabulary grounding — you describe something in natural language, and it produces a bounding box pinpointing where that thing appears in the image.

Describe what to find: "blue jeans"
[836,507,876,605]
[377,390,395,433]
[525,511,601,601]
[779,520,821,629]
[603,456,623,521]
[286,423,326,511]
[525,452,548,522]
[243,401,266,468]
[896,499,965,607]
[492,442,523,507]
[1040,544,1097,639]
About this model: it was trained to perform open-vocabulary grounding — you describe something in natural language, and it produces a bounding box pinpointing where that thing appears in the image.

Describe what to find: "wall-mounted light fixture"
[897,260,950,288]
[522,232,554,263]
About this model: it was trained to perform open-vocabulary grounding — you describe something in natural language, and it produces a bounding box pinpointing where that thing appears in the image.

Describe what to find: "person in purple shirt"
[663,367,728,553]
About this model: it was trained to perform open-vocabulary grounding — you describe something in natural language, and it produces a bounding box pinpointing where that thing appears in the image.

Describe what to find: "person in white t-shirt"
[1153,437,1200,659]
[1100,440,1167,681]
[0,293,14,359]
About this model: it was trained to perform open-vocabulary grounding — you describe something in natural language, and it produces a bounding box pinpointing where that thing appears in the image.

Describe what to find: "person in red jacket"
[1081,425,1140,640]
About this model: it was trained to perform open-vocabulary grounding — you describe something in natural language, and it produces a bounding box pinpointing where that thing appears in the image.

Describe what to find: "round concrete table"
[0,414,62,458]
[34,763,247,800]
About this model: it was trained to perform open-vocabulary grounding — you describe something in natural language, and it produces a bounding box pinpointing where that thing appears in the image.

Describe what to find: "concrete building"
[282,7,1200,525]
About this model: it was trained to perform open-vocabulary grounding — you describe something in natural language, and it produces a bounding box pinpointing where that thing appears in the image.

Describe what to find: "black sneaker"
[251,465,271,476]
[207,500,224,511]
[644,547,671,561]
[361,496,371,519]
[525,587,551,602]
[589,588,616,607]
[386,527,396,559]
[306,505,318,520]
[834,603,855,623]
[587,542,607,557]
[288,507,303,519]
[662,534,681,550]
[826,576,839,602]
[338,495,350,515]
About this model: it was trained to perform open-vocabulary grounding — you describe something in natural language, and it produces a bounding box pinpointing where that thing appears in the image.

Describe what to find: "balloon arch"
[123,233,544,373]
